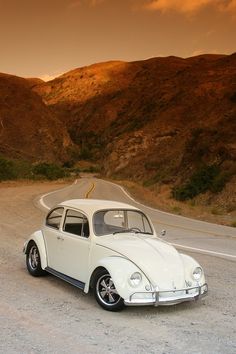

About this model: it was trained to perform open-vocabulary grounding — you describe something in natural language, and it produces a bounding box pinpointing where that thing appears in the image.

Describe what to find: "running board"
[45,267,85,290]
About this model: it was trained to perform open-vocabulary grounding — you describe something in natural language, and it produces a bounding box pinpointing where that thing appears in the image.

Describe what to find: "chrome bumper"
[124,283,208,306]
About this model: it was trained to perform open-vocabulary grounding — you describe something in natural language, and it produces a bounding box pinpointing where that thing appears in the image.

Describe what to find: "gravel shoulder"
[0,182,236,354]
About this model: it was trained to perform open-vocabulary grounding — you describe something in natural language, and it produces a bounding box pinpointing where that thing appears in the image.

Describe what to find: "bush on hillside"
[0,156,17,181]
[32,162,67,180]
[172,165,227,201]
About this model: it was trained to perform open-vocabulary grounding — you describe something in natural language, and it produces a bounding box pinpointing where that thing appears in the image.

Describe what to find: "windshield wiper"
[113,228,137,235]
[113,229,152,235]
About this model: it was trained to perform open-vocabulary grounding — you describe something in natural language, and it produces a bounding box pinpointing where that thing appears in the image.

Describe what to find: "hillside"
[0,54,235,218]
[0,73,72,162]
[33,54,236,180]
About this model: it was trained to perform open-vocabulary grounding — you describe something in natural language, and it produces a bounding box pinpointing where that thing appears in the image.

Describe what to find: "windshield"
[93,209,153,236]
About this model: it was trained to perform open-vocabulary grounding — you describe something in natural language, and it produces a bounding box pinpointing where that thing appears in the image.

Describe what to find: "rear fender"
[24,230,47,269]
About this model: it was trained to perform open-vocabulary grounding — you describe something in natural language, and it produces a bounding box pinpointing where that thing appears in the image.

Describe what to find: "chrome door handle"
[57,236,64,241]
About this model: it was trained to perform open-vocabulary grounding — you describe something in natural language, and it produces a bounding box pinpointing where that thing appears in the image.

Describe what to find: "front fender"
[24,230,47,269]
[180,253,206,286]
[87,256,151,300]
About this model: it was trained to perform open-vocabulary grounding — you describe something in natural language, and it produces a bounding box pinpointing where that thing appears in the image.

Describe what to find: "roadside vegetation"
[171,164,229,201]
[231,221,236,227]
[0,155,100,182]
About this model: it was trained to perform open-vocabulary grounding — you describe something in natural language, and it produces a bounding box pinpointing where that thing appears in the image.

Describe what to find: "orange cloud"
[145,0,236,14]
[90,0,105,5]
[69,1,81,9]
[223,0,236,11]
[69,0,105,8]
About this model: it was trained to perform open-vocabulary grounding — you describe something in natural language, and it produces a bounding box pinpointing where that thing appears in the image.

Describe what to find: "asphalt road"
[39,177,236,261]
[1,179,236,354]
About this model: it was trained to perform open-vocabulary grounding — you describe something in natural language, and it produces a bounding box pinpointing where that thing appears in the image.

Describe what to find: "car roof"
[58,199,139,214]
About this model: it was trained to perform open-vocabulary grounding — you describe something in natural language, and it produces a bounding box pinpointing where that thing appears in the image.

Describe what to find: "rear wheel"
[26,242,46,277]
[94,270,125,311]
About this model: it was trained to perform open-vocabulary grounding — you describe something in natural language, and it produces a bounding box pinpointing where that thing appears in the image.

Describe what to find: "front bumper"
[124,283,208,306]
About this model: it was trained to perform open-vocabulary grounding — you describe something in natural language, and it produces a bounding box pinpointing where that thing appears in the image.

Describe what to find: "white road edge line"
[38,178,236,261]
[38,179,78,211]
[172,243,236,260]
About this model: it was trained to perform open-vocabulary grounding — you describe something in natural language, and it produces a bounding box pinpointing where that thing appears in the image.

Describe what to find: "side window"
[63,209,89,238]
[46,208,64,230]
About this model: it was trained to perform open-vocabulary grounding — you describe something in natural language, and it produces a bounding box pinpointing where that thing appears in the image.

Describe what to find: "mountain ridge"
[32,53,236,177]
[0,54,235,215]
[0,72,72,162]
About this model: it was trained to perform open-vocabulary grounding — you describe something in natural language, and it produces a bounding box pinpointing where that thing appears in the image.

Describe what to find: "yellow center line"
[85,182,95,198]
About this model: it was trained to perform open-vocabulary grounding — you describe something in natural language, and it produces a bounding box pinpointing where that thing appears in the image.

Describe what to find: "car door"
[43,207,65,269]
[58,208,91,283]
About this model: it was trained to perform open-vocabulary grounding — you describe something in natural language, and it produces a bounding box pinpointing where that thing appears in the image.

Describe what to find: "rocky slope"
[0,73,72,162]
[33,54,236,183]
[0,55,235,213]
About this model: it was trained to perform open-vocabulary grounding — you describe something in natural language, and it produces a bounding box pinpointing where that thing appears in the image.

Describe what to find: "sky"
[0,0,235,80]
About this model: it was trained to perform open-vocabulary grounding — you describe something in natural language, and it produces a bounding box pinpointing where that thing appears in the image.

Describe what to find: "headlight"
[129,272,142,287]
[192,267,202,281]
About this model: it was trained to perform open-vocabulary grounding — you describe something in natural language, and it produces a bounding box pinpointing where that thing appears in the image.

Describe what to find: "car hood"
[96,233,186,290]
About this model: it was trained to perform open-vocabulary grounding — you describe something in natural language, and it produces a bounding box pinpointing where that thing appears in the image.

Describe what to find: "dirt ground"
[0,182,236,353]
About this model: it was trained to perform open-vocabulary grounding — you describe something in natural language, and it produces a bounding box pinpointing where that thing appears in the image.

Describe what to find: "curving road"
[0,179,236,354]
[39,177,236,261]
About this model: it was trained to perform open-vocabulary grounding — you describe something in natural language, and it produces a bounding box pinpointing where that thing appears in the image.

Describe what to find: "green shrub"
[32,163,67,180]
[14,160,33,179]
[172,165,226,201]
[79,147,93,160]
[209,173,228,193]
[76,165,101,173]
[86,165,100,173]
[0,156,70,181]
[63,160,75,168]
[0,156,17,181]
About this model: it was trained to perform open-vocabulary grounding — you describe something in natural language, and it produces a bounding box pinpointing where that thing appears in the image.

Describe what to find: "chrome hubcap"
[96,274,121,306]
[29,246,39,270]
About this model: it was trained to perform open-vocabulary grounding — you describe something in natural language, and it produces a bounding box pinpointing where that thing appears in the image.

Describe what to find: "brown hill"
[26,77,45,88]
[0,73,71,162]
[1,55,235,215]
[33,54,236,182]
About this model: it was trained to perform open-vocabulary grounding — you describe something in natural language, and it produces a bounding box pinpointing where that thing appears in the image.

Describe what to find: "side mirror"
[160,229,166,237]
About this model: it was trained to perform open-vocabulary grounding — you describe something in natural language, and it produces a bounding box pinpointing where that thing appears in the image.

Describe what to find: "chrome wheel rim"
[96,274,121,306]
[28,246,39,270]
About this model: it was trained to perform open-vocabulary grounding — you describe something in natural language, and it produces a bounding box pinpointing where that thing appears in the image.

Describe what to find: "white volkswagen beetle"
[23,199,208,311]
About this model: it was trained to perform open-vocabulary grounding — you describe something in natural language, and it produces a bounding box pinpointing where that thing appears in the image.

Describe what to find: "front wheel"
[94,270,125,311]
[26,242,46,277]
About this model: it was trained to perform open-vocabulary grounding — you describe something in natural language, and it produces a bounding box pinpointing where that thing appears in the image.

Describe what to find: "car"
[23,199,208,311]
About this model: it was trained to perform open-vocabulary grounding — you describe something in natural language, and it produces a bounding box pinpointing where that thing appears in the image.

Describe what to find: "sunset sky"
[0,0,235,80]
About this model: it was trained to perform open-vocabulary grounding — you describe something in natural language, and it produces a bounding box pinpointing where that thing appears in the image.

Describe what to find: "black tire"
[26,241,46,277]
[93,270,125,311]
